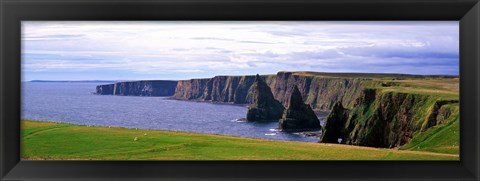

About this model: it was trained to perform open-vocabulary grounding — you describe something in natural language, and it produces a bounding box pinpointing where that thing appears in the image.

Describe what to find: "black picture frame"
[1,0,479,180]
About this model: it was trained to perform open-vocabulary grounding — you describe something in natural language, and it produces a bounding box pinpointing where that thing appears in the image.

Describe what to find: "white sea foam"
[232,118,247,122]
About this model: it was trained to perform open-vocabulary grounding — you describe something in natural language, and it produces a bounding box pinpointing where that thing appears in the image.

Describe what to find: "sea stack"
[246,74,285,121]
[278,86,321,131]
[320,102,349,143]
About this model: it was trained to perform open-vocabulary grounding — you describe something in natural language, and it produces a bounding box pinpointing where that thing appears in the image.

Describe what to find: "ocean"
[22,82,326,142]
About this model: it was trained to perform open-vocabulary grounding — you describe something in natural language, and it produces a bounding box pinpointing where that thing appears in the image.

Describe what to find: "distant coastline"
[28,80,117,83]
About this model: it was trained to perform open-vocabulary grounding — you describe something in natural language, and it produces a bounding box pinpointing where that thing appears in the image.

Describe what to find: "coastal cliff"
[320,88,459,148]
[271,72,368,110]
[94,71,459,151]
[173,75,275,104]
[173,72,367,111]
[96,80,178,96]
[171,71,459,150]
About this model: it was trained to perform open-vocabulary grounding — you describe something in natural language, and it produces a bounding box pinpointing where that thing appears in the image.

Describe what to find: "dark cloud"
[288,50,343,60]
[263,30,310,37]
[24,34,85,41]
[172,48,189,51]
[337,45,458,61]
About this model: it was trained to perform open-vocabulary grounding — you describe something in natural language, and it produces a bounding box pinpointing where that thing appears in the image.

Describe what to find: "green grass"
[373,78,459,98]
[364,78,459,135]
[21,120,458,160]
[400,115,459,154]
[289,71,458,79]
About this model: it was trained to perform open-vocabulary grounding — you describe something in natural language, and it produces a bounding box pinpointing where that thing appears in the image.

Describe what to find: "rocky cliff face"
[96,84,115,95]
[272,72,365,110]
[246,75,285,121]
[172,78,210,100]
[422,100,460,130]
[173,75,275,104]
[278,86,321,131]
[320,102,349,143]
[96,80,178,96]
[173,72,365,111]
[320,88,459,148]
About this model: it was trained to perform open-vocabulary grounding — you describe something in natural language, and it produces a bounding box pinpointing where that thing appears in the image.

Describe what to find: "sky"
[22,21,459,81]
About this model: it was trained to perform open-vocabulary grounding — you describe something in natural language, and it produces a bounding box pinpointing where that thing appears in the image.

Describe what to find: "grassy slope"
[21,120,458,160]
[400,113,459,154]
[371,78,459,154]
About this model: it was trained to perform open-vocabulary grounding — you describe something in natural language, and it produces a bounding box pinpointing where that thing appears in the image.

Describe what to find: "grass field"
[21,120,458,160]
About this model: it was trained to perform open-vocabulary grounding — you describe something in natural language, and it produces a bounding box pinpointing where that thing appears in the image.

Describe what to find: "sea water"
[22,82,326,142]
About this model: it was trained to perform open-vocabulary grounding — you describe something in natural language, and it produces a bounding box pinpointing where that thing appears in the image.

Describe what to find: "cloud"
[21,21,459,81]
[191,37,276,44]
[23,34,85,41]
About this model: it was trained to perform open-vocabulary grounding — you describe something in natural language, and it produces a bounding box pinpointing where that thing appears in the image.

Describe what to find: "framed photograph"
[1,0,479,180]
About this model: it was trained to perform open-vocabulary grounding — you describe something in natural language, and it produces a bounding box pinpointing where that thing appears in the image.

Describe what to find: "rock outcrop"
[422,100,460,130]
[320,102,349,143]
[96,84,115,95]
[96,80,178,96]
[319,88,459,148]
[271,72,366,110]
[245,75,285,121]
[278,86,321,131]
[173,71,366,111]
[173,75,275,104]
